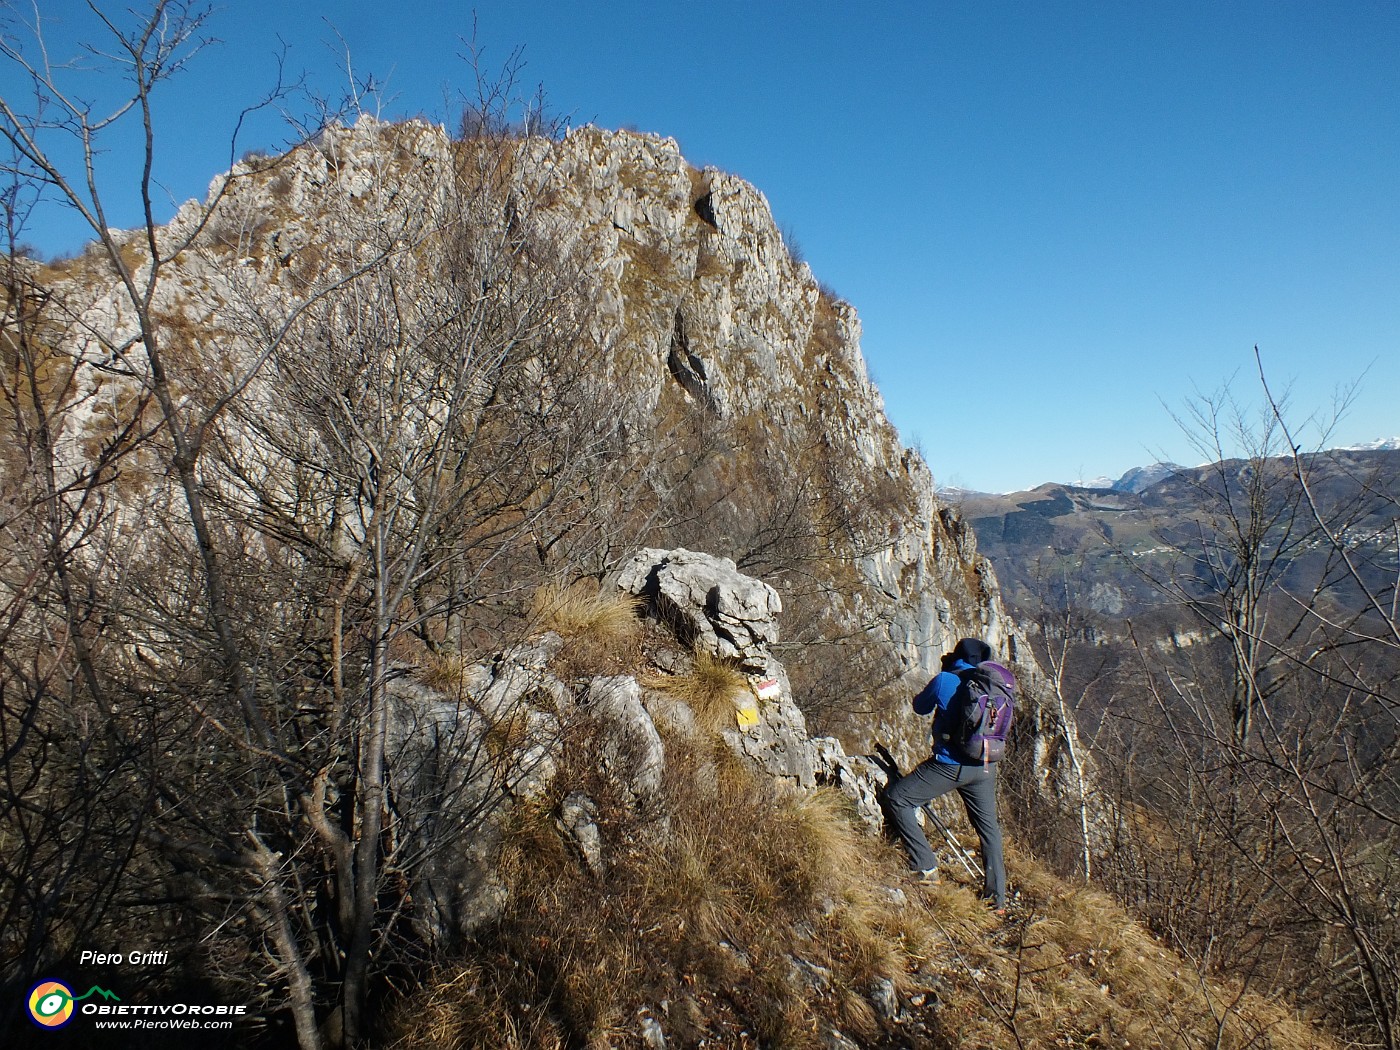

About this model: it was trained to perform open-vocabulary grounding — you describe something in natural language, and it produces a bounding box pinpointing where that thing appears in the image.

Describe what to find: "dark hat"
[952,638,992,666]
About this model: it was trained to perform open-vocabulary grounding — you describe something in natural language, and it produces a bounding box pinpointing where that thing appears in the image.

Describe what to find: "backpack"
[940,662,1015,764]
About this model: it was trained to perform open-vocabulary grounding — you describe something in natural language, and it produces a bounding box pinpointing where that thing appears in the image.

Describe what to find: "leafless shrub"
[1069,363,1400,1048]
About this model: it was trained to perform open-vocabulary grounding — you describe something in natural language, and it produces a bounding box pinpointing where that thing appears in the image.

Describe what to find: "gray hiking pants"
[885,758,1007,908]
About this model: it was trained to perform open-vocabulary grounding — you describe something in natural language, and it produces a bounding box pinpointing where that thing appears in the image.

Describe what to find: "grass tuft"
[640,650,749,730]
[530,581,642,679]
[415,649,471,692]
[529,581,641,642]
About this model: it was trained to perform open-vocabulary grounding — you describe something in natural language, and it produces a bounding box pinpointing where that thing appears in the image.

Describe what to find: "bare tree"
[197,107,622,1043]
[1017,560,1116,881]
[0,6,635,1047]
[1104,368,1400,1047]
[0,244,162,1034]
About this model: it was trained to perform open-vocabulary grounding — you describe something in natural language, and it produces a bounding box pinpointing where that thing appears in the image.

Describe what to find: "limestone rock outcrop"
[388,546,897,945]
[617,547,781,671]
[39,113,1085,825]
[585,674,667,804]
[617,548,889,827]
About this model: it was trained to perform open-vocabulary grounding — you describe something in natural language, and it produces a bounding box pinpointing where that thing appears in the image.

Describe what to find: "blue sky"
[5,1,1397,493]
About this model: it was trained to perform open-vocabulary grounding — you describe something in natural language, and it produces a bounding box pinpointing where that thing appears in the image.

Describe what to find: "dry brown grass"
[529,581,642,679]
[390,770,1344,1050]
[530,581,641,643]
[619,236,681,307]
[389,735,924,1050]
[904,850,1345,1050]
[639,651,749,731]
[414,649,471,693]
[415,582,642,693]
[383,605,1343,1050]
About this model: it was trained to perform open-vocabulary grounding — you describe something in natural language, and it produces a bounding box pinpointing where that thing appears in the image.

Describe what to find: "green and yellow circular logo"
[28,980,75,1028]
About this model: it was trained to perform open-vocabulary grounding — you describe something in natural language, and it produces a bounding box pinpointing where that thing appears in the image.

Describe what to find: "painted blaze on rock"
[616,547,890,820]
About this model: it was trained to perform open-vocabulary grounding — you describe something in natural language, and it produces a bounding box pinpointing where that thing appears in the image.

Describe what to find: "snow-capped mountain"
[1069,440,1399,495]
[943,440,1399,498]
[1070,462,1183,494]
[1340,437,1400,452]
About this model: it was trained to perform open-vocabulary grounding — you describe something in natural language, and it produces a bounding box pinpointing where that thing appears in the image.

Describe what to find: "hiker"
[884,637,1010,913]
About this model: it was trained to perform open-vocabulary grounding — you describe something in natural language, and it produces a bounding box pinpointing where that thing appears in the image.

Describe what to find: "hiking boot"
[911,867,939,886]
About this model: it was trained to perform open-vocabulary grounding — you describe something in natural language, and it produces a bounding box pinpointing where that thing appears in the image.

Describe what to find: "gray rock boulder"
[557,792,605,878]
[720,656,817,789]
[617,547,780,671]
[478,634,569,723]
[811,738,889,831]
[619,549,900,810]
[584,675,667,804]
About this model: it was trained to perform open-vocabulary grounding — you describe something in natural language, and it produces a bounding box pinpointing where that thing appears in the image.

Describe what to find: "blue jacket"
[913,658,974,764]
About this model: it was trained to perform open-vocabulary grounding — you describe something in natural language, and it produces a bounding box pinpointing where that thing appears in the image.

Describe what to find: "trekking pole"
[872,744,984,881]
[920,802,983,880]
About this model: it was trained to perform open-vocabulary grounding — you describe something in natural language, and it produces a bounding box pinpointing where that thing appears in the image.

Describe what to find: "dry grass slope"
[392,742,924,1050]
[915,856,1340,1049]
[385,664,1342,1050]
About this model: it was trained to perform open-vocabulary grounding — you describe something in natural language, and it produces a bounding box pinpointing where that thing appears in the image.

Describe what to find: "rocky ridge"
[42,115,1079,785]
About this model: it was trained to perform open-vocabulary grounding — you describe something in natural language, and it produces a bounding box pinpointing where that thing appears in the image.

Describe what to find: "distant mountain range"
[954,445,1400,630]
[1069,461,1184,493]
[948,439,1400,499]
[1066,439,1400,497]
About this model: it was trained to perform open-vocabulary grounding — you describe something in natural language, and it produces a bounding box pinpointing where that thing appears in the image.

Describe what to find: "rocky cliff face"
[67,117,1088,816]
[514,122,1035,757]
[37,114,1076,793]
